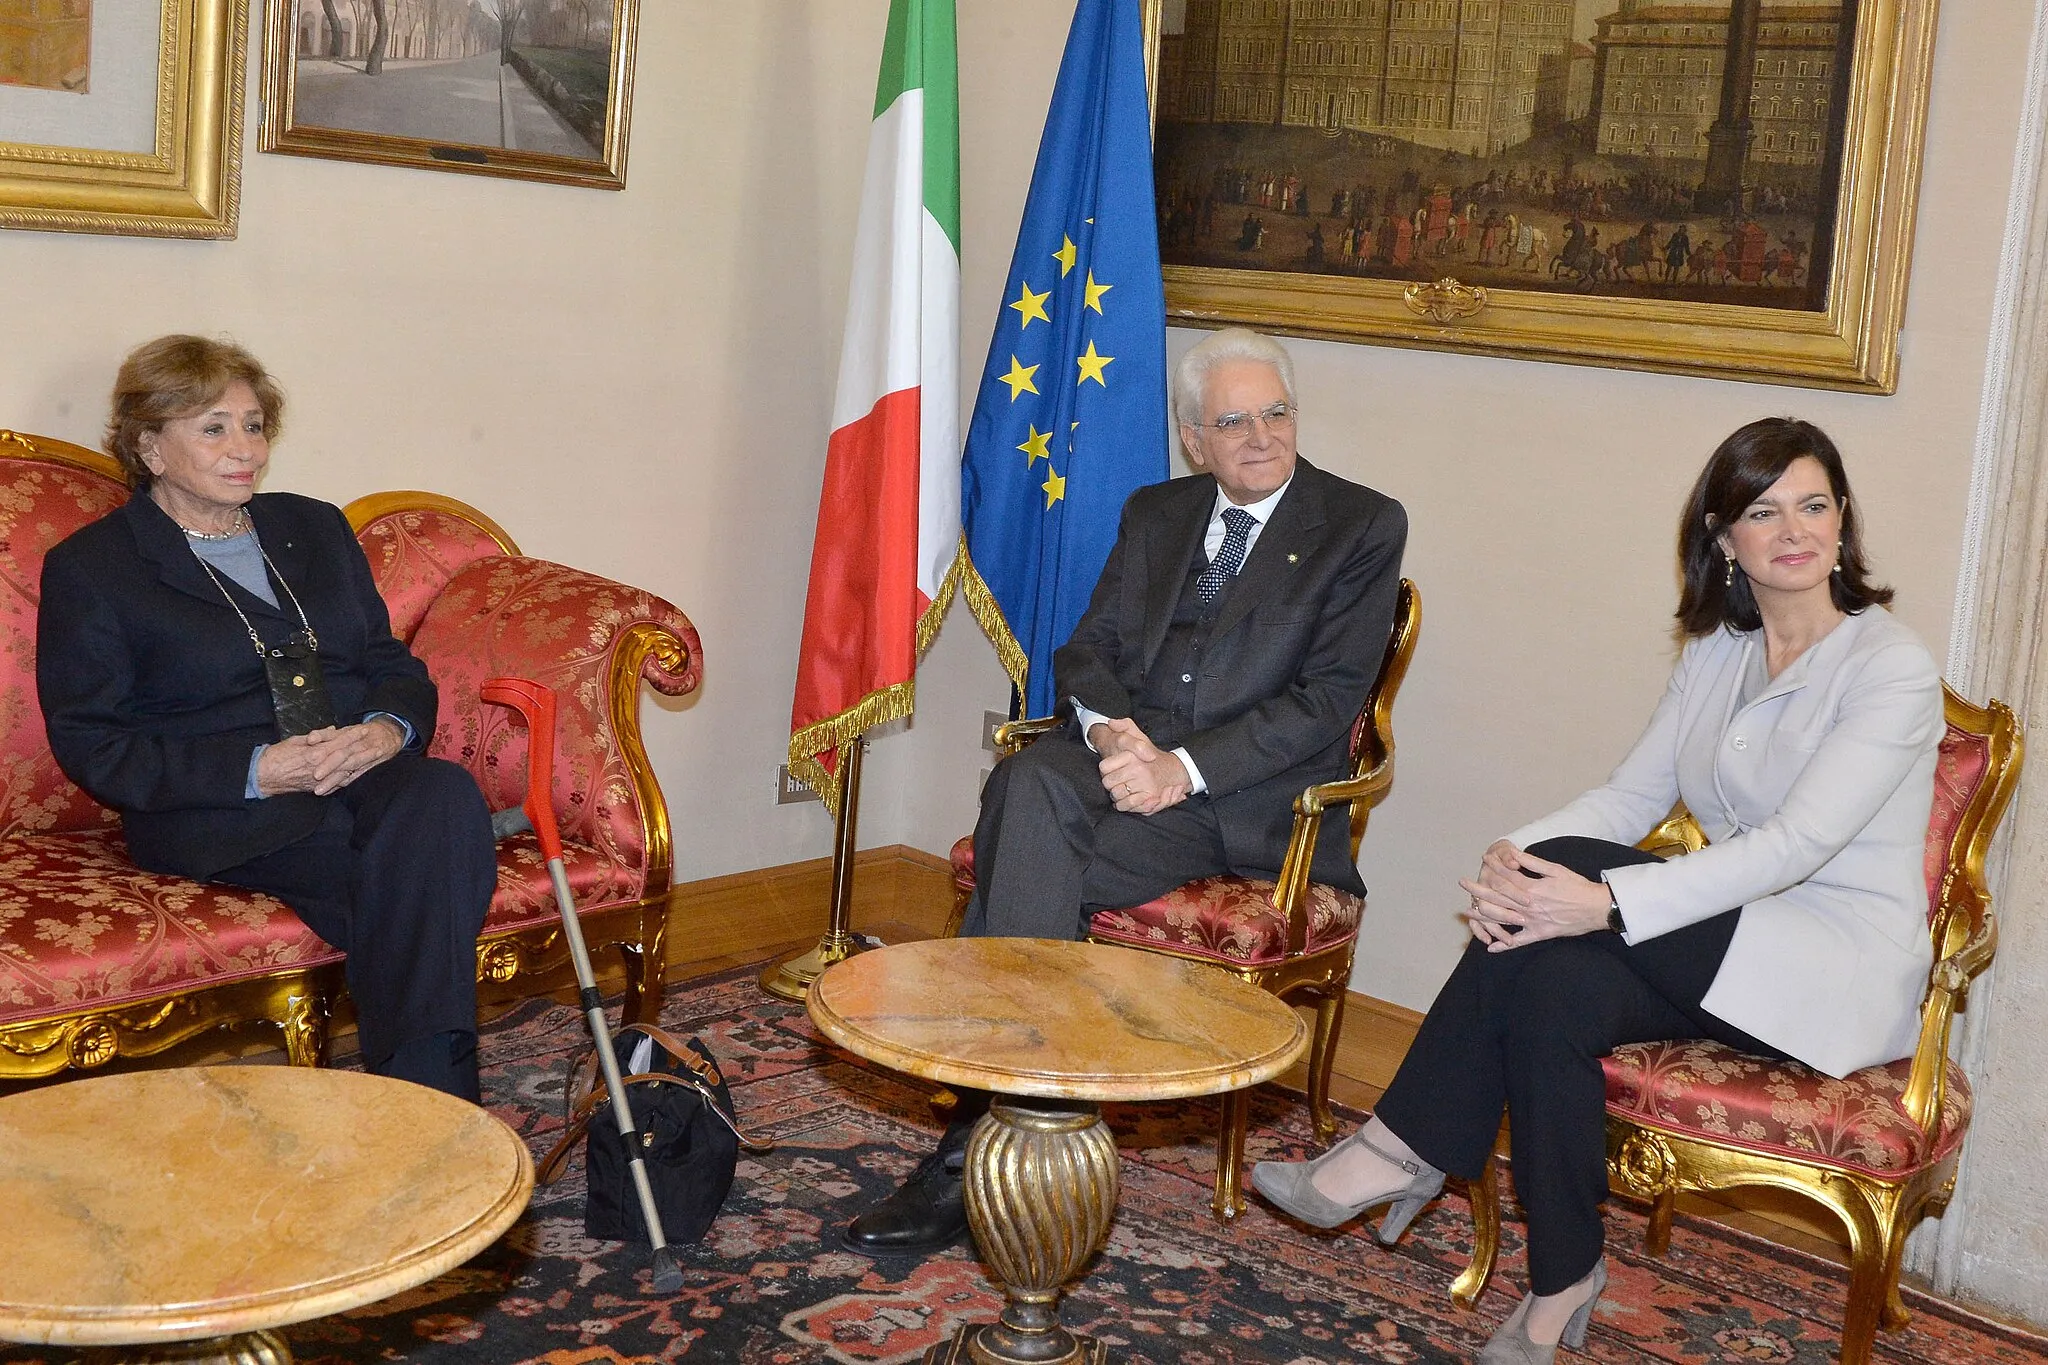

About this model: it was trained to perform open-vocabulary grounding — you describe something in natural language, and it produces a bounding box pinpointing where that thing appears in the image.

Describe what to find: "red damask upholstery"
[0,829,335,1017]
[350,498,519,644]
[1603,1040,1970,1181]
[1923,721,1988,915]
[411,556,700,870]
[951,838,1366,966]
[0,456,128,841]
[1088,875,1364,965]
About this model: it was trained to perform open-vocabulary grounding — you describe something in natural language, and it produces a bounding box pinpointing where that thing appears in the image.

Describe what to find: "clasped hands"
[255,717,406,798]
[1088,717,1192,816]
[1460,839,1614,952]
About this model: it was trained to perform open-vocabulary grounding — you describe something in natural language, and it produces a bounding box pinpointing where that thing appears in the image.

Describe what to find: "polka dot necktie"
[1197,506,1256,604]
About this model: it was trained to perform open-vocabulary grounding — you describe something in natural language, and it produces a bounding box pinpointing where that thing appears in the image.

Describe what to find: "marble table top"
[0,1066,532,1347]
[809,938,1308,1100]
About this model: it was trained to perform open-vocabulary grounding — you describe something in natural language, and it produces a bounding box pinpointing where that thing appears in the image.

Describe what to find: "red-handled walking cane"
[482,677,684,1294]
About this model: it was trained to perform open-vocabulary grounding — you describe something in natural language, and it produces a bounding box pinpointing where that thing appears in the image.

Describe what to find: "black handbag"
[537,1023,770,1245]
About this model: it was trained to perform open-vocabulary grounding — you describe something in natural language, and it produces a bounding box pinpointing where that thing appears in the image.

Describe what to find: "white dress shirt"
[1075,476,1295,794]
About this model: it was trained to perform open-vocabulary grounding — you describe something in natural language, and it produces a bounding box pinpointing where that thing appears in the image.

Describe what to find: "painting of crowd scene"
[1153,1,1851,310]
[0,0,91,94]
[287,0,614,158]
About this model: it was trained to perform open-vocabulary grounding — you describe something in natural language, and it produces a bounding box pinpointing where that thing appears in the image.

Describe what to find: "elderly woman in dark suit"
[36,335,496,1101]
[1253,418,1943,1363]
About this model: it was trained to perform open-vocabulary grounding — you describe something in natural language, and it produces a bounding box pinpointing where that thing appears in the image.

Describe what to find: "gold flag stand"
[760,736,870,1000]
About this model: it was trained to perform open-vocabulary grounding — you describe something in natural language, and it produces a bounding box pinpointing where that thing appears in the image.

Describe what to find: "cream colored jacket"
[1507,608,1942,1078]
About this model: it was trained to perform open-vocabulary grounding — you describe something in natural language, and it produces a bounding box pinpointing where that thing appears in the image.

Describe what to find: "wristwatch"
[1605,880,1628,936]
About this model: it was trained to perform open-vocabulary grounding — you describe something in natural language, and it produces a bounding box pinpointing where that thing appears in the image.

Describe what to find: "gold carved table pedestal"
[0,1067,533,1365]
[809,938,1308,1364]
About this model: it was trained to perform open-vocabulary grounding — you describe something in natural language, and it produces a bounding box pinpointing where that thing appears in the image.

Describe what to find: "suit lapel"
[123,494,298,625]
[1209,459,1329,643]
[1140,477,1213,673]
[244,497,316,621]
[122,495,245,612]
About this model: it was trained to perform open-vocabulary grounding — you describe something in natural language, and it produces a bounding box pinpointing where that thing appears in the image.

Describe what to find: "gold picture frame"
[1145,1,1936,393]
[0,0,246,238]
[259,0,638,190]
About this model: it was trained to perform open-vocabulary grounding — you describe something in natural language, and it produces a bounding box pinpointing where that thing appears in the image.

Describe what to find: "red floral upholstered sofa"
[0,430,701,1080]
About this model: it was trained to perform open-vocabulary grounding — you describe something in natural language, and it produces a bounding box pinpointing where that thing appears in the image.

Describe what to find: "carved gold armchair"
[947,579,1422,1222]
[1455,684,2022,1364]
[0,431,699,1079]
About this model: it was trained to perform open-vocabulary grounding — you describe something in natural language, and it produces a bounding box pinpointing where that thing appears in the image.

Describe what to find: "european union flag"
[959,0,1167,720]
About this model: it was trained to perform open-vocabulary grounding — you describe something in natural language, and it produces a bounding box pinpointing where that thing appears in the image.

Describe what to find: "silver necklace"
[189,529,320,659]
[175,505,249,541]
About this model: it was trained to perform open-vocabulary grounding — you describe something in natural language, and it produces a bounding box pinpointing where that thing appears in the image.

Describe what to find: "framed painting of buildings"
[0,0,245,238]
[1146,1,1937,392]
[259,0,638,189]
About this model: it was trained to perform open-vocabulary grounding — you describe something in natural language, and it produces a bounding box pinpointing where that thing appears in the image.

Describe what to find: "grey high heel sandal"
[1476,1258,1606,1364]
[1249,1126,1445,1242]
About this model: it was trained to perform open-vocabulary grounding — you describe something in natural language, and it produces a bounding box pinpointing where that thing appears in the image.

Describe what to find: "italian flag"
[789,0,960,814]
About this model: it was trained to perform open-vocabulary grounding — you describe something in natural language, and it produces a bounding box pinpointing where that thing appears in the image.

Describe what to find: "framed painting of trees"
[259,0,638,189]
[1145,0,1937,393]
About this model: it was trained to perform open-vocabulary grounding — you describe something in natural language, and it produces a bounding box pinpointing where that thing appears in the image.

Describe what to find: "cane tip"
[649,1246,683,1294]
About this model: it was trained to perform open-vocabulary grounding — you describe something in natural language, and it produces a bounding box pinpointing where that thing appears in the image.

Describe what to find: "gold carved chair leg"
[1306,984,1347,1144]
[1645,1187,1676,1256]
[280,989,330,1069]
[1214,1087,1253,1222]
[1450,1154,1500,1309]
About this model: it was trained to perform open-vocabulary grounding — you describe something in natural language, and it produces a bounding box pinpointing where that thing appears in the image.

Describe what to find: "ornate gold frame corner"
[258,0,640,190]
[0,0,247,238]
[1144,0,1937,393]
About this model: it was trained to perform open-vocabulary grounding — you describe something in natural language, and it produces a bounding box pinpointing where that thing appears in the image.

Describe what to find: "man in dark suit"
[846,328,1408,1254]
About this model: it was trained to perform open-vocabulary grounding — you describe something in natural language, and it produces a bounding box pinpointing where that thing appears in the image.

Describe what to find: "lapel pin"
[1287,553,1298,563]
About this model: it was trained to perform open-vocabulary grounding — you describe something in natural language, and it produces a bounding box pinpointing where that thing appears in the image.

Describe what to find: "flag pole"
[760,735,869,1000]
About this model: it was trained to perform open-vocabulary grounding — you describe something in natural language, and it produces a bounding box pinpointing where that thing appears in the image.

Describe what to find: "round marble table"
[809,937,1308,1365]
[0,1066,533,1365]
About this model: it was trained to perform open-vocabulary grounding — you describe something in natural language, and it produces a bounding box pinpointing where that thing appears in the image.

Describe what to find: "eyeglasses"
[1198,401,1297,443]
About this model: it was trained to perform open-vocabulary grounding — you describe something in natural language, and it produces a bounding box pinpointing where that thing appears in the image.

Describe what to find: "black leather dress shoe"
[843,1148,969,1255]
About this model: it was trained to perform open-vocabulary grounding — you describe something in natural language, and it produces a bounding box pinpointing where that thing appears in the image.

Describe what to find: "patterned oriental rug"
[6,964,2043,1365]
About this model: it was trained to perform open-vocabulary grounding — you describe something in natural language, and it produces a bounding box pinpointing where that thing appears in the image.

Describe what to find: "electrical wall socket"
[776,764,820,804]
[982,710,1009,753]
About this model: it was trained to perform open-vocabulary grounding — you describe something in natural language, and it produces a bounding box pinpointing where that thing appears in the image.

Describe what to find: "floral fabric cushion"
[485,832,647,929]
[0,829,337,1024]
[1088,875,1364,965]
[353,507,513,645]
[409,556,701,888]
[953,837,1362,965]
[0,458,130,839]
[1604,1038,1971,1181]
[0,828,642,1026]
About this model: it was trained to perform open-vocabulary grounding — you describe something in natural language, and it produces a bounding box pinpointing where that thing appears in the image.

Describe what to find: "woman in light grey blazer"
[1251,418,1943,1364]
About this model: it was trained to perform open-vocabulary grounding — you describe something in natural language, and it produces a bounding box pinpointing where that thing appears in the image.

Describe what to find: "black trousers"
[957,727,1233,940]
[210,754,496,1073]
[1372,836,1788,1295]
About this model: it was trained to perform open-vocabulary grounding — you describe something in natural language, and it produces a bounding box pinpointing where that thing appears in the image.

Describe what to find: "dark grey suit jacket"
[1054,457,1407,892]
[37,492,437,879]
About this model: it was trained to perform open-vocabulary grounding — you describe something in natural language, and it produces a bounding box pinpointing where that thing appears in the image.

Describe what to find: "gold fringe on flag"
[957,545,1029,705]
[787,541,967,816]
